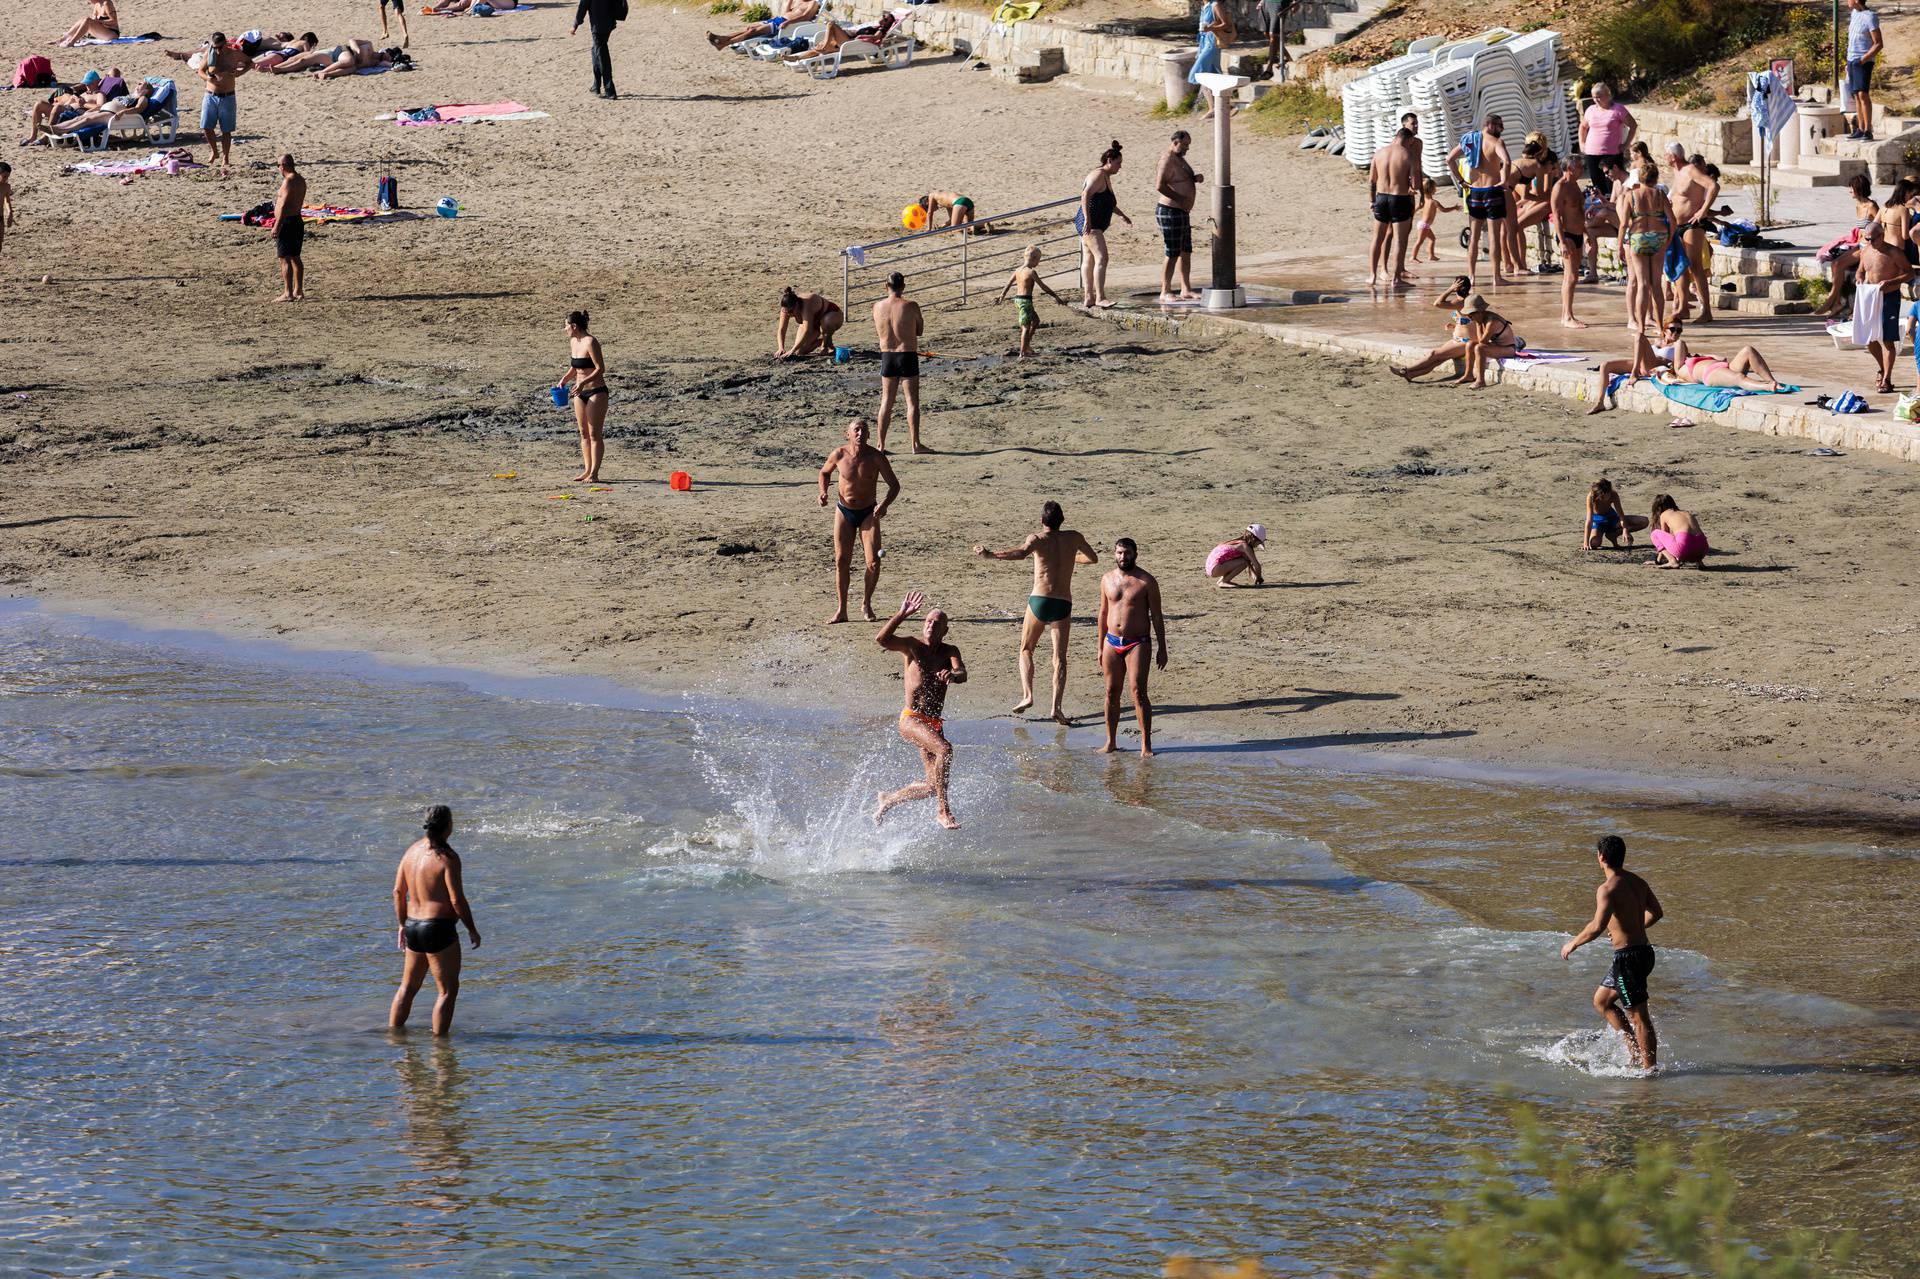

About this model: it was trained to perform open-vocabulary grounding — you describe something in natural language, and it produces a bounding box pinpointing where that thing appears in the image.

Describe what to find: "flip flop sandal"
[1668,417,1695,428]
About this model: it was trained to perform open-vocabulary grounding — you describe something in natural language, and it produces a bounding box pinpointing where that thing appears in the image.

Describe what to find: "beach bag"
[1897,393,1920,422]
[1717,218,1759,248]
[241,200,275,228]
[377,173,397,210]
[13,56,54,89]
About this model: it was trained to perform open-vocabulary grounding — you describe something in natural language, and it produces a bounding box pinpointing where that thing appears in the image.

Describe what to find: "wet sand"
[4,2,1919,816]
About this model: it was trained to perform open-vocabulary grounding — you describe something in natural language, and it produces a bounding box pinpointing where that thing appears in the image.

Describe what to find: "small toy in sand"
[668,471,693,491]
[491,471,517,479]
[901,204,927,232]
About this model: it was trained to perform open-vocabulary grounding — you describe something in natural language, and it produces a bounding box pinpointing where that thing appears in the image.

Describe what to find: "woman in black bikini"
[1078,139,1132,311]
[54,0,119,47]
[557,310,609,483]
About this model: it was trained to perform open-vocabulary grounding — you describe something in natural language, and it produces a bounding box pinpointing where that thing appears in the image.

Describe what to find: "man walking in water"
[1095,537,1167,757]
[874,590,967,830]
[1445,113,1511,289]
[819,418,900,624]
[873,271,925,454]
[1367,125,1419,290]
[390,805,482,1036]
[972,500,1097,724]
[271,153,307,302]
[1560,834,1663,1070]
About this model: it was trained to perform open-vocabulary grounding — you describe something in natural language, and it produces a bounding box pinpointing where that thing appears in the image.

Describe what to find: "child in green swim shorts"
[998,246,1068,359]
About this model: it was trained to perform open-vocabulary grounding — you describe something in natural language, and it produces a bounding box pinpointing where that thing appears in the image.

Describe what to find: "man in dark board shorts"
[390,805,482,1036]
[272,153,306,302]
[1560,834,1664,1070]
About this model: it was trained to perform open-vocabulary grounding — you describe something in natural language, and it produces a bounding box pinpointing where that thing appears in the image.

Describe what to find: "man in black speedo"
[390,805,482,1035]
[1560,834,1664,1070]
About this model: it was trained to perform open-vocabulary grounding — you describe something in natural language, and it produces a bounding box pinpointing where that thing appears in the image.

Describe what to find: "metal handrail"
[841,195,1086,312]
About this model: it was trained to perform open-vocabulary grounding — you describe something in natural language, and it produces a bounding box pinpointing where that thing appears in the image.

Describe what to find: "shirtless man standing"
[197,32,250,177]
[1548,160,1587,328]
[390,805,482,1036]
[873,591,967,830]
[1095,537,1167,758]
[873,271,925,454]
[818,417,900,624]
[272,153,307,302]
[1668,155,1721,324]
[1856,220,1911,393]
[972,500,1097,724]
[1560,834,1663,1071]
[1154,130,1203,303]
[1445,113,1511,289]
[1367,126,1419,290]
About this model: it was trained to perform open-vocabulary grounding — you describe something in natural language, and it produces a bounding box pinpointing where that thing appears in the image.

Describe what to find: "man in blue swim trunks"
[1561,834,1665,1071]
[1095,537,1167,758]
[819,417,900,624]
[708,0,818,50]
[973,500,1097,724]
[195,31,250,178]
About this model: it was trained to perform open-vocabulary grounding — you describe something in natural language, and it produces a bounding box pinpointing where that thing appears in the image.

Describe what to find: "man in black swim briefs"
[872,271,926,453]
[819,417,900,625]
[390,805,482,1036]
[1560,834,1665,1071]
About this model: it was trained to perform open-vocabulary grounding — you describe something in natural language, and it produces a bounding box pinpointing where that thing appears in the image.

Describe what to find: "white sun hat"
[1247,523,1268,543]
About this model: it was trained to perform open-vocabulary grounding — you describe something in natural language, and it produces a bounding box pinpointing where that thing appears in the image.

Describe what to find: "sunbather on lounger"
[36,79,160,138]
[783,12,895,62]
[709,0,818,50]
[19,88,105,145]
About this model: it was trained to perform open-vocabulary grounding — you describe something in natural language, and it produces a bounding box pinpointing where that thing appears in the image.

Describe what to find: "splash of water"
[1526,1029,1660,1079]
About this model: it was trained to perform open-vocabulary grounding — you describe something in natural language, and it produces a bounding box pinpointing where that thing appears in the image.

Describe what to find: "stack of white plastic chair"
[1407,58,1475,179]
[1341,47,1440,169]
[1470,44,1538,144]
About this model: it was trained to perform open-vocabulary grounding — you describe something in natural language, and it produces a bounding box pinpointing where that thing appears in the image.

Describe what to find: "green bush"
[708,0,740,12]
[1245,81,1343,137]
[742,1,772,19]
[1586,0,1785,95]
[1376,1111,1854,1279]
[1150,89,1200,118]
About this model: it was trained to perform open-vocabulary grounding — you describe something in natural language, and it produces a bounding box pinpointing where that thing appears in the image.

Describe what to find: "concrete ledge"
[1092,292,1920,465]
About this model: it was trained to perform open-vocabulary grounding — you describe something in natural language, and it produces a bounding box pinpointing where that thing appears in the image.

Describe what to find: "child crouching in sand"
[1581,478,1650,550]
[1410,176,1456,264]
[1648,494,1710,568]
[1204,523,1266,586]
[999,246,1067,359]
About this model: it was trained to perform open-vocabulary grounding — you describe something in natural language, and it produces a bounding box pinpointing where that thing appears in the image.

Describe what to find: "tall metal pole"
[1833,0,1841,102]
[1197,72,1250,310]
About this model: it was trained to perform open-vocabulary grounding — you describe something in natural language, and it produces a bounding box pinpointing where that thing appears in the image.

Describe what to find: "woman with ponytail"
[1079,139,1131,311]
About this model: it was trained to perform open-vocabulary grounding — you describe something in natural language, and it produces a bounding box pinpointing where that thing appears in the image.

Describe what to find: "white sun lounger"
[747,17,827,59]
[790,9,915,79]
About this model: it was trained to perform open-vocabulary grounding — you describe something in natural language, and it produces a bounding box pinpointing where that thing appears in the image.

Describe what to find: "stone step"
[1768,166,1859,188]
[1716,294,1812,316]
[1708,246,1816,280]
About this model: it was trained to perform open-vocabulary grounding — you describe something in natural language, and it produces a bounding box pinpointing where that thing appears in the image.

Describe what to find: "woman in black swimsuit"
[55,0,119,47]
[557,310,610,483]
[1078,139,1132,311]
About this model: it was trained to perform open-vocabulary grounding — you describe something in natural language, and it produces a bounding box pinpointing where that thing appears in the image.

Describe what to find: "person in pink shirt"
[1579,83,1637,197]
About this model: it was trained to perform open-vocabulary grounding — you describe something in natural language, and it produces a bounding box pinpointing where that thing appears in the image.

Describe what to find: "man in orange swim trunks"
[873,590,967,830]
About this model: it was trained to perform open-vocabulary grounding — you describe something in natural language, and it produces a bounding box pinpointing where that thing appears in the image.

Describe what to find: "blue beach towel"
[1458,129,1483,171]
[1663,236,1688,283]
[1659,381,1800,414]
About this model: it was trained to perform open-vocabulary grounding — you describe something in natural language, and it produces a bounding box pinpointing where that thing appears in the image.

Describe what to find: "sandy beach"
[5,0,1920,817]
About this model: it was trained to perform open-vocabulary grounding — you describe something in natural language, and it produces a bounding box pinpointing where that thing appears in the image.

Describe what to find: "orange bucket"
[668,471,692,491]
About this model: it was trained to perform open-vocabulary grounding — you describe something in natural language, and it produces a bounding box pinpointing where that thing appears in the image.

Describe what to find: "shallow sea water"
[0,610,1915,1277]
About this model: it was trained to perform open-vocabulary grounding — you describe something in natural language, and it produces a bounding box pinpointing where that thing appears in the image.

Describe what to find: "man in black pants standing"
[573,0,625,99]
